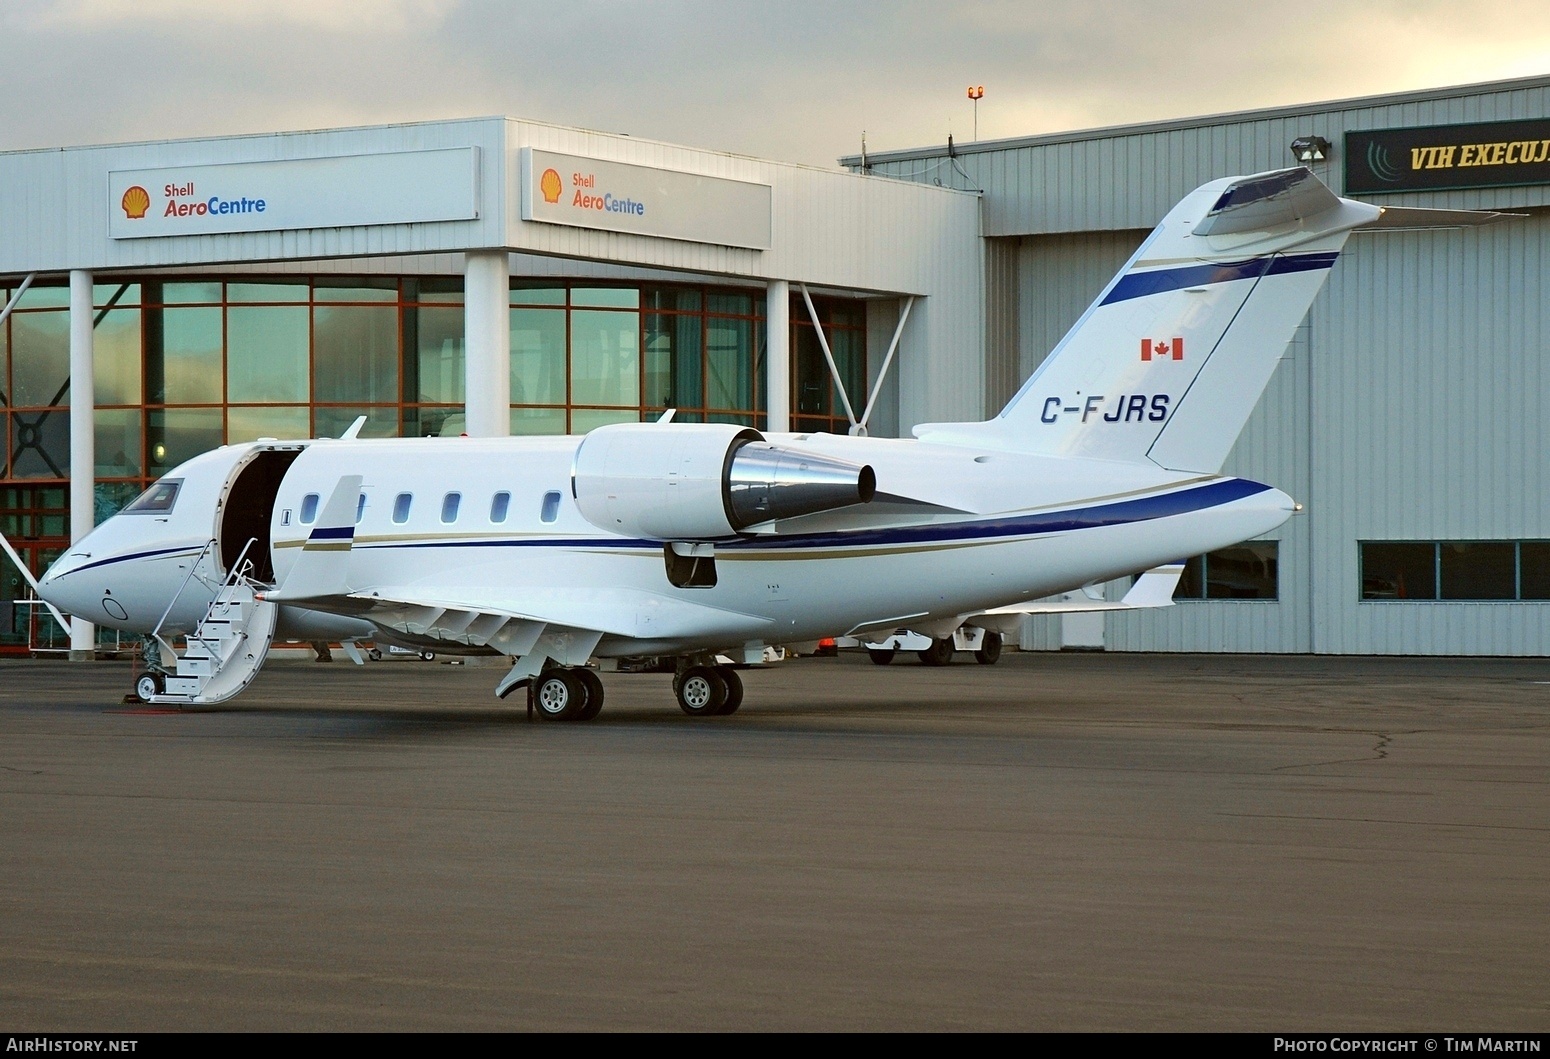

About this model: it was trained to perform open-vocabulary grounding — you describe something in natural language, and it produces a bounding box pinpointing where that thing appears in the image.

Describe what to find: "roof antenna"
[860,130,868,172]
[947,132,955,159]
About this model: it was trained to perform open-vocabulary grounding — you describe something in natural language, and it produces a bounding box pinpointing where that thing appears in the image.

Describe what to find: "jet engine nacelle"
[572,422,876,541]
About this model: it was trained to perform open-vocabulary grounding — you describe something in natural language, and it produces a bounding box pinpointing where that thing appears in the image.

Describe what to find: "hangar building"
[3,73,1548,656]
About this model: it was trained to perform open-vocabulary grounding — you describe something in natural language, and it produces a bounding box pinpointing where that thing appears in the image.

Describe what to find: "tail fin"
[916,167,1379,472]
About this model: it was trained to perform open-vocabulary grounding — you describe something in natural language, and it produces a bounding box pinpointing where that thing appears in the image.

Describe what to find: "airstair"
[141,539,278,705]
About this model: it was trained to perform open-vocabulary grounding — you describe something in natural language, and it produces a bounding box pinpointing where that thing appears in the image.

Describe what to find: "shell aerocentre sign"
[108,148,481,239]
[520,147,772,250]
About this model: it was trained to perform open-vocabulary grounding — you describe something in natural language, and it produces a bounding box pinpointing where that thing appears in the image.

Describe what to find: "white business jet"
[33,167,1494,718]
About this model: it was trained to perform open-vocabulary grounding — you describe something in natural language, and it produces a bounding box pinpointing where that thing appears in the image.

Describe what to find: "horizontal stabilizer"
[1360,205,1520,230]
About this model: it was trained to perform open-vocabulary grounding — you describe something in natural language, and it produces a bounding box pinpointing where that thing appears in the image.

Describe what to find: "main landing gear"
[521,659,747,721]
[529,666,606,722]
[673,664,744,717]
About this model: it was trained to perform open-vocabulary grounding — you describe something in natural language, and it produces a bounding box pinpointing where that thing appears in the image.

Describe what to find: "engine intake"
[572,423,875,541]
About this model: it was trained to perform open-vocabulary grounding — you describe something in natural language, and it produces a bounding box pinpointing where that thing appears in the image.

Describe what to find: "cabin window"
[541,490,561,523]
[441,492,461,524]
[491,492,510,524]
[355,494,367,524]
[393,493,412,524]
[297,493,319,524]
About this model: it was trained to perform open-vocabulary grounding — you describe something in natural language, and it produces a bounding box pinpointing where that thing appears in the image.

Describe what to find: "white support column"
[765,279,789,433]
[68,270,95,660]
[463,250,510,438]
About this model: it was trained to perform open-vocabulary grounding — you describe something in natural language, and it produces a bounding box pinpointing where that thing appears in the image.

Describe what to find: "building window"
[792,297,865,435]
[1361,541,1550,600]
[1174,542,1279,600]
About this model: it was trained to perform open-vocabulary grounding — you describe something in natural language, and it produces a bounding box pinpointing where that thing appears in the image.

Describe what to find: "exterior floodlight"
[1290,135,1331,164]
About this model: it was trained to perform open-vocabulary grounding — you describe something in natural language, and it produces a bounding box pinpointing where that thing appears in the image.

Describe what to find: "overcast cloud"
[2,1,1549,168]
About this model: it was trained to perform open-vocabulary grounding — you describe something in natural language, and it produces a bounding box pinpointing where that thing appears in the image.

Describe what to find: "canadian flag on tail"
[1141,337,1184,361]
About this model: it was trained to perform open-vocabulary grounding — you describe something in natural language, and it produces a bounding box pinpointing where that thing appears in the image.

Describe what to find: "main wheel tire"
[532,670,585,721]
[714,667,744,715]
[367,648,383,662]
[974,632,1003,665]
[917,637,955,666]
[134,672,163,703]
[867,648,896,665]
[576,669,605,721]
[676,666,726,716]
[419,650,436,662]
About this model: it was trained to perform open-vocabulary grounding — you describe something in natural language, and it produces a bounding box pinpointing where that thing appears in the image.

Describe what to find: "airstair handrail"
[151,538,218,638]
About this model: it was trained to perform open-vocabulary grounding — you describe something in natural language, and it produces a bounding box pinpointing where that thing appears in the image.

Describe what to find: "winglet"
[1119,563,1185,608]
[264,475,362,601]
[339,415,369,440]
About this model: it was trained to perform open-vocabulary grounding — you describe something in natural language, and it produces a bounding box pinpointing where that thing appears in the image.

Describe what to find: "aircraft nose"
[37,553,95,619]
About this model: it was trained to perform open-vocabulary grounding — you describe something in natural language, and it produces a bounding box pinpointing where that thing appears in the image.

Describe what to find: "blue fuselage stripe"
[367,478,1273,554]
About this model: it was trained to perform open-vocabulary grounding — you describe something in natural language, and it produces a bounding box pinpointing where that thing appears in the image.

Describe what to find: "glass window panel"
[93,283,139,308]
[414,306,465,404]
[413,277,463,303]
[510,407,566,436]
[831,328,865,415]
[1205,542,1278,599]
[441,492,461,524]
[510,286,565,306]
[313,407,397,440]
[314,278,397,302]
[94,409,141,478]
[1175,554,1205,599]
[1520,543,1550,600]
[1361,542,1436,600]
[93,307,142,406]
[228,306,309,403]
[570,408,640,433]
[570,309,639,407]
[793,326,830,418]
[393,493,413,524]
[706,412,757,427]
[1,314,9,406]
[15,286,69,309]
[1440,542,1515,600]
[9,410,68,478]
[644,313,702,411]
[10,311,70,407]
[227,406,309,443]
[227,282,308,303]
[706,316,755,412]
[299,494,320,524]
[314,305,398,403]
[403,407,461,438]
[94,481,141,524]
[510,307,567,406]
[490,492,509,524]
[572,287,639,308]
[541,491,561,523]
[159,282,223,305]
[707,292,752,316]
[643,287,701,313]
[147,409,222,475]
[149,307,223,405]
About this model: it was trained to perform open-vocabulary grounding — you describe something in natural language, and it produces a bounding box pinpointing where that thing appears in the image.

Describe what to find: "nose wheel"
[134,672,164,704]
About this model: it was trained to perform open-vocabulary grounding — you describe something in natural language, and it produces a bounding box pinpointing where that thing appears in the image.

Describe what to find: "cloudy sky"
[2,0,1549,168]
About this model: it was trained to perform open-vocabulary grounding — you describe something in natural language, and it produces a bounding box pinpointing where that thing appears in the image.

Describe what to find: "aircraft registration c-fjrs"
[32,168,1502,718]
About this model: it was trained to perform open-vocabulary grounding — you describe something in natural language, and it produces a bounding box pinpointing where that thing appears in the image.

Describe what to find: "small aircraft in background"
[32,167,1499,718]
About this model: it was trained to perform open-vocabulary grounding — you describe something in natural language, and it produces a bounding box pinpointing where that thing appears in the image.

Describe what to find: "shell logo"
[121,185,151,219]
[539,168,563,204]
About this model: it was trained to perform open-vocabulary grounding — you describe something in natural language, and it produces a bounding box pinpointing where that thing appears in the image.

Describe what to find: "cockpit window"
[123,479,182,514]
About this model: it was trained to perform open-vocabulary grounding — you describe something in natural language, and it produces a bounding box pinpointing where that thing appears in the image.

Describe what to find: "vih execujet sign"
[521,148,772,250]
[109,147,481,238]
[1345,118,1550,194]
